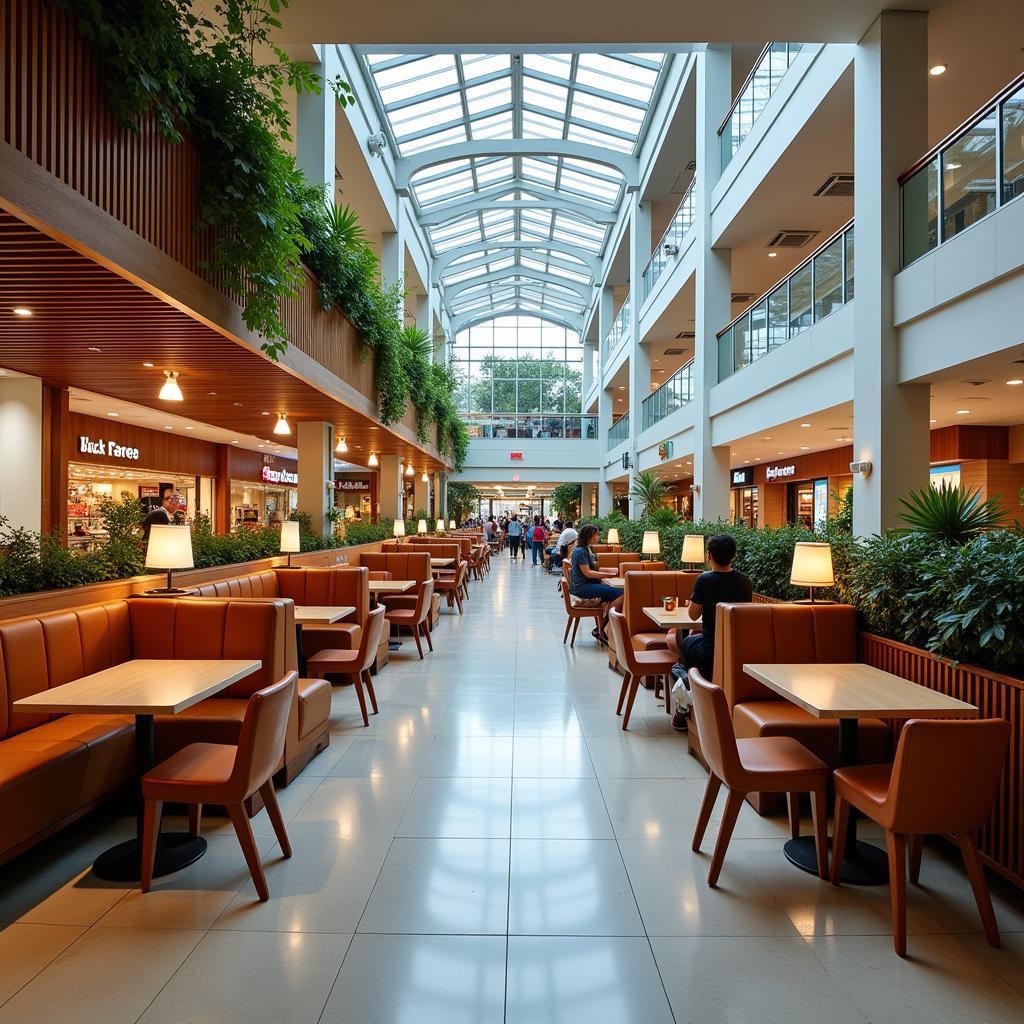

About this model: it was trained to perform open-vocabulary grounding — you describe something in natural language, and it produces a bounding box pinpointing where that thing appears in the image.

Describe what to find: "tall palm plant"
[324,201,367,250]
[897,483,1005,545]
[628,470,669,519]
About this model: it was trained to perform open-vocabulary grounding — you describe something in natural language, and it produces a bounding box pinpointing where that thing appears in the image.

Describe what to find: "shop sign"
[261,465,298,486]
[78,435,140,461]
[731,467,754,487]
[335,478,370,491]
[658,440,674,461]
[509,451,524,461]
[765,463,797,481]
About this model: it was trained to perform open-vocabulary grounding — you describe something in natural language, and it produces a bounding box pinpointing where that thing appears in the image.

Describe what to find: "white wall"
[456,438,602,485]
[0,376,43,532]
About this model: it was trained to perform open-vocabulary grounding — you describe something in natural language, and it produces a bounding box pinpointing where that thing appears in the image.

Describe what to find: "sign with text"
[731,467,754,487]
[261,465,298,486]
[335,478,370,491]
[509,451,524,461]
[78,435,140,462]
[658,440,674,461]
[765,464,797,481]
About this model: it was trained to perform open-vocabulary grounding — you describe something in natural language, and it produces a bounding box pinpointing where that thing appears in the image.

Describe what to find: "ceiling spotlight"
[88,346,102,353]
[273,413,291,435]
[107,412,119,417]
[800,446,810,450]
[367,131,388,158]
[956,409,971,415]
[1006,379,1023,386]
[930,418,937,423]
[159,371,184,401]
[767,251,778,258]
[800,422,811,428]
[929,63,947,76]
[142,361,154,368]
[335,436,349,453]
[368,452,379,467]
[421,471,429,483]
[405,463,415,477]
[12,307,32,317]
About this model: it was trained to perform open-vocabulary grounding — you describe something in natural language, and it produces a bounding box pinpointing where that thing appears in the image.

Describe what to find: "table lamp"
[279,519,301,568]
[145,525,194,594]
[449,519,456,530]
[681,534,705,569]
[436,519,446,533]
[606,527,620,545]
[642,530,661,561]
[417,519,428,535]
[393,519,406,543]
[790,542,834,604]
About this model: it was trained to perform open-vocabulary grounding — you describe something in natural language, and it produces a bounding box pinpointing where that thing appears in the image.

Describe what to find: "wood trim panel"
[930,425,1009,463]
[41,382,70,538]
[1010,425,1024,465]
[227,446,298,484]
[753,445,854,485]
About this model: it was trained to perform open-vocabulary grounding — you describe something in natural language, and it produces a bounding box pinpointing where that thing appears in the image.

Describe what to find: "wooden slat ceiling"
[0,210,445,472]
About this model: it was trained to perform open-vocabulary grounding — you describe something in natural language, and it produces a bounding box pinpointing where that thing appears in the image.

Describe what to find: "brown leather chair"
[689,669,830,886]
[622,570,699,652]
[435,559,469,613]
[141,675,297,901]
[618,560,667,575]
[596,551,640,572]
[360,551,434,614]
[608,609,676,729]
[385,579,436,658]
[559,578,604,648]
[832,718,1011,956]
[306,606,387,727]
[367,570,392,581]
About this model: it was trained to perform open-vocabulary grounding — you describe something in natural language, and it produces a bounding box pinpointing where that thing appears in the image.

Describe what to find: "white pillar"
[853,12,931,535]
[627,192,652,519]
[432,471,443,520]
[580,482,597,520]
[295,46,339,195]
[380,206,406,312]
[582,340,596,395]
[413,472,430,516]
[596,286,616,516]
[693,45,733,523]
[0,377,42,532]
[378,454,403,520]
[297,420,333,537]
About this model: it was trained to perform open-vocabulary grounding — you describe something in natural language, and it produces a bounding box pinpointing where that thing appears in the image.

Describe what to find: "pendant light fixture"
[159,371,184,402]
[368,452,379,467]
[335,436,348,454]
[421,471,429,483]
[273,413,291,436]
[405,462,415,477]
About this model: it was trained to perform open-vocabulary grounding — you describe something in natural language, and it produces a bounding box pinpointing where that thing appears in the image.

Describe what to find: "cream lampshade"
[393,519,406,539]
[436,519,446,533]
[145,524,193,593]
[642,531,661,558]
[417,519,428,535]
[606,527,620,545]
[279,520,301,568]
[681,534,705,567]
[449,519,456,530]
[790,542,834,604]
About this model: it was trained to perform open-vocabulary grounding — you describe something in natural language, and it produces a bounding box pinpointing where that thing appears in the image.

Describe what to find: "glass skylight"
[360,49,667,325]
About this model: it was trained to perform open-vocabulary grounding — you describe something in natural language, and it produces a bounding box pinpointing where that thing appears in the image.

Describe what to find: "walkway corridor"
[2,556,1024,1023]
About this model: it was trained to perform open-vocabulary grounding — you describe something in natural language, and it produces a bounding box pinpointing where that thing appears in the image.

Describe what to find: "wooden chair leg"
[187,803,202,839]
[811,788,829,879]
[228,803,269,902]
[259,781,292,859]
[563,616,572,644]
[621,672,642,731]
[352,671,369,726]
[664,674,673,714]
[141,799,162,894]
[908,834,924,885]
[708,789,745,888]
[362,670,379,714]
[692,774,722,852]
[422,621,434,651]
[615,670,632,715]
[787,792,801,840]
[830,795,850,885]
[958,830,1001,948]
[885,830,908,957]
[412,627,424,659]
[570,617,580,647]
[455,590,464,614]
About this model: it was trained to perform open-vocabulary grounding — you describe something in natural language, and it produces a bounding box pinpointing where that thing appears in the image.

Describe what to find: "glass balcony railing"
[641,180,697,305]
[607,414,630,449]
[717,221,854,381]
[718,43,803,166]
[901,72,1024,266]
[641,359,694,430]
[602,295,631,364]
[463,415,598,440]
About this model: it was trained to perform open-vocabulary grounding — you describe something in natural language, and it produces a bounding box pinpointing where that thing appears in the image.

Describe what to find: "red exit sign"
[509,451,524,461]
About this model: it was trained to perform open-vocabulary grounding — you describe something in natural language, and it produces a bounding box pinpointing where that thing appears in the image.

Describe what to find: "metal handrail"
[717,42,773,136]
[640,179,697,304]
[641,358,695,430]
[607,414,630,448]
[602,295,632,361]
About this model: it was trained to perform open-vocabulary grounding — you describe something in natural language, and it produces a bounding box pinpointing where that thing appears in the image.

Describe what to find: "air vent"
[767,230,819,248]
[673,331,695,340]
[664,347,689,356]
[731,292,756,304]
[814,173,854,197]
[961,378,990,386]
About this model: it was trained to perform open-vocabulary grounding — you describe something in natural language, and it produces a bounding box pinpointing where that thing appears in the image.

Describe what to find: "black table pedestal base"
[93,833,208,883]
[784,836,889,885]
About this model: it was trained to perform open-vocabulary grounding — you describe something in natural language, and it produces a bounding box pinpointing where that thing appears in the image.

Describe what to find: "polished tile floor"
[2,555,1024,1022]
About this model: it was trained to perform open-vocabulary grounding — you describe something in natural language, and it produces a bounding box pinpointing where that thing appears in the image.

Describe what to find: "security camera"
[689,483,700,494]
[663,242,680,257]
[367,131,388,158]
[849,460,873,477]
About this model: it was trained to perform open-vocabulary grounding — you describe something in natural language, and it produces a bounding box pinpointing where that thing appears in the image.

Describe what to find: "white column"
[297,420,333,537]
[596,286,616,515]
[692,45,733,523]
[853,12,931,535]
[580,482,597,519]
[627,192,652,519]
[378,454,403,520]
[0,377,42,532]
[380,205,405,309]
[432,471,443,520]
[413,472,430,516]
[295,46,339,195]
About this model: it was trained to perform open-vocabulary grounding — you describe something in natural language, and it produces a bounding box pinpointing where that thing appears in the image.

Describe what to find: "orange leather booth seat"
[623,571,699,651]
[0,596,320,866]
[590,544,622,554]
[360,552,436,616]
[714,603,890,786]
[596,552,641,572]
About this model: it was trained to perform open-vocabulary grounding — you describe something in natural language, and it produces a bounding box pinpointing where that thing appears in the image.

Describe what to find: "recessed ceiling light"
[12,307,32,317]
[164,425,173,430]
[956,409,970,415]
[744,460,750,464]
[107,412,119,417]
[257,443,265,448]
[944,162,962,170]
[800,446,810,450]
[617,385,625,390]
[88,346,101,353]
[800,422,811,428]
[142,361,154,368]
[233,402,243,407]
[778,451,784,455]
[763,436,772,441]
[1007,379,1024,386]
[185,426,194,431]
[261,410,270,415]
[929,63,947,76]
[231,440,239,444]
[930,418,937,423]
[207,391,217,396]
[767,251,778,258]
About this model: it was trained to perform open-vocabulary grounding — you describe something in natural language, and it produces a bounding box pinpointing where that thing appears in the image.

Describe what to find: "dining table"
[367,579,416,648]
[430,557,454,569]
[14,658,261,882]
[642,606,703,629]
[293,605,355,674]
[743,662,978,884]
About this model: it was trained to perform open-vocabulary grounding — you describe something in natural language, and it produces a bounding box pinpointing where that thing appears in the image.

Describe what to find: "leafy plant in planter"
[550,483,582,520]
[447,482,482,524]
[897,483,1005,545]
[646,505,683,530]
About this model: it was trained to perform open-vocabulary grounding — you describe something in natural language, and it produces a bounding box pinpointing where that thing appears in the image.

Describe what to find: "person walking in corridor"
[507,514,523,559]
[530,516,547,565]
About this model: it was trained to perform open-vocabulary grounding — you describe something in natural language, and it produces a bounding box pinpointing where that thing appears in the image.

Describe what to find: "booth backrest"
[359,551,433,582]
[619,561,667,575]
[623,572,700,637]
[597,551,641,571]
[190,570,279,599]
[714,603,859,709]
[591,544,622,554]
[409,542,462,563]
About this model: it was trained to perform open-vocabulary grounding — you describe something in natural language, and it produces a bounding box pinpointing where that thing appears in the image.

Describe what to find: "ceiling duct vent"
[767,230,819,248]
[731,292,756,304]
[961,378,990,386]
[673,331,696,340]
[664,347,690,356]
[814,173,854,197]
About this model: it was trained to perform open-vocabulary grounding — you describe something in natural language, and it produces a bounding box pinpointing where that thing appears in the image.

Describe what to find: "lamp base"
[793,598,835,605]
[143,587,192,596]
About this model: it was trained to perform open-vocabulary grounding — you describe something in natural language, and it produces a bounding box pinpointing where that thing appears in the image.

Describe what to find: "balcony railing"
[717,221,854,381]
[900,71,1024,266]
[642,359,694,430]
[602,295,631,364]
[718,43,803,166]
[641,180,697,305]
[607,414,630,449]
[463,414,598,440]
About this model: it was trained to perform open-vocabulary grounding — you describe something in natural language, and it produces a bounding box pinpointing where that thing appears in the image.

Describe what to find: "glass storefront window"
[230,481,297,530]
[942,108,997,241]
[930,464,962,490]
[731,486,758,528]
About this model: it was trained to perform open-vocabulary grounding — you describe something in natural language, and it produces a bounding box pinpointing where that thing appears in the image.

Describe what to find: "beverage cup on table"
[662,595,678,613]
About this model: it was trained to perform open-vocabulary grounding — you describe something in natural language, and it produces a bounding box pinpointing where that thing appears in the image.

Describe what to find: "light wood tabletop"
[13,659,261,716]
[607,577,625,588]
[368,580,415,594]
[743,663,979,720]
[430,558,454,568]
[643,606,703,628]
[293,605,355,624]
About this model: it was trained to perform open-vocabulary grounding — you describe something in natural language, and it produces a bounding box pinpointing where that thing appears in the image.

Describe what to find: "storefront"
[334,474,374,521]
[227,450,298,530]
[69,414,218,545]
[729,467,758,527]
[753,446,854,530]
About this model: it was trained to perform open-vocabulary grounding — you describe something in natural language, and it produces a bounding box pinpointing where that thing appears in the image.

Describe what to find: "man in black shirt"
[142,488,181,544]
[669,532,752,683]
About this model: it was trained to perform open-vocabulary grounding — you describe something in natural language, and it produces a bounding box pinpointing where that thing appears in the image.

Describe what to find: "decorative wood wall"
[69,413,221,476]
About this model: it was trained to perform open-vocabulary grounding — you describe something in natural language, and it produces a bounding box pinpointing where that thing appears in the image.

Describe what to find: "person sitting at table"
[548,520,577,571]
[568,524,623,643]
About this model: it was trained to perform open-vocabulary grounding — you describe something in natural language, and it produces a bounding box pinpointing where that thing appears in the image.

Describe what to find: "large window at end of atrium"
[453,315,595,439]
